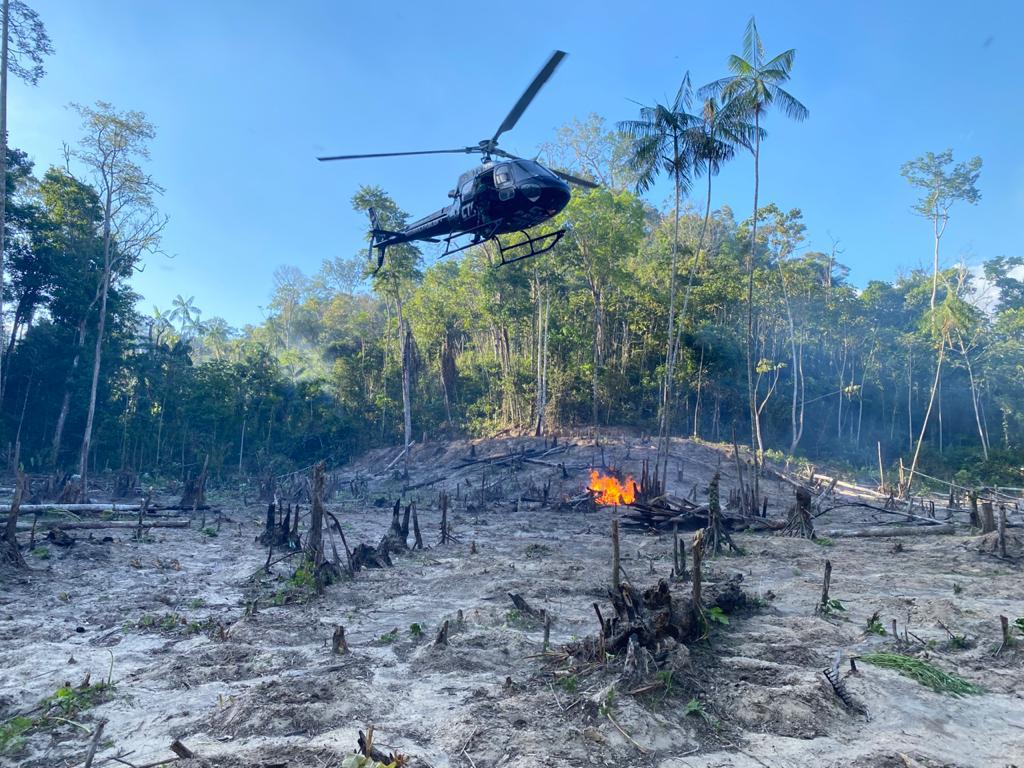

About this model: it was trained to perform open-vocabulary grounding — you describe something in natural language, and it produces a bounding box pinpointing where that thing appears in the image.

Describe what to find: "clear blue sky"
[11,1,1023,327]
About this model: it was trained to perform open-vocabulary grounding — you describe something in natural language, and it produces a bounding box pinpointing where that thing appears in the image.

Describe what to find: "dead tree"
[816,559,833,615]
[0,472,27,568]
[412,502,423,549]
[306,461,341,589]
[384,499,409,552]
[781,485,816,539]
[981,500,996,534]
[705,472,740,556]
[180,455,209,509]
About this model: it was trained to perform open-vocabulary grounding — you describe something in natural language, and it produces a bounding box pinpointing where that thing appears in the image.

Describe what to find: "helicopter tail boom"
[367,207,403,273]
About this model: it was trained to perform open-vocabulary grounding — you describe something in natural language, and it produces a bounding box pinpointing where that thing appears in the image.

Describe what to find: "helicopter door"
[494,164,514,201]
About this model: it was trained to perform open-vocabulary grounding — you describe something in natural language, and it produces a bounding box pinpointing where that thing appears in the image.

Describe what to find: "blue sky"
[11,1,1023,327]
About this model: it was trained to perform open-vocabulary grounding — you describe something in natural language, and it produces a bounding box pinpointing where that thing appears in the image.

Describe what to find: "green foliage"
[30,546,50,559]
[683,697,705,717]
[378,629,398,644]
[289,559,317,592]
[1013,618,1024,637]
[707,606,729,625]
[864,611,887,636]
[558,674,579,695]
[44,681,114,717]
[200,527,218,537]
[409,622,423,638]
[0,716,33,755]
[860,653,983,696]
[813,537,834,547]
[820,598,846,616]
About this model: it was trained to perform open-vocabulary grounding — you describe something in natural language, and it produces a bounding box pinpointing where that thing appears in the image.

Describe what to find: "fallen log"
[16,519,190,532]
[0,503,144,513]
[820,523,958,539]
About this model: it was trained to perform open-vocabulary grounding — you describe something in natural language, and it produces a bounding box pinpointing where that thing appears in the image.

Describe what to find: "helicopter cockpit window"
[494,165,512,187]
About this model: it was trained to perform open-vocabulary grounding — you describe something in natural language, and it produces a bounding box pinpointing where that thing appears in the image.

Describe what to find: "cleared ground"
[1,435,1022,767]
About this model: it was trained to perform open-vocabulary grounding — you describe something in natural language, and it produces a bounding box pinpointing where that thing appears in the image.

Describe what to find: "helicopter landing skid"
[494,229,565,265]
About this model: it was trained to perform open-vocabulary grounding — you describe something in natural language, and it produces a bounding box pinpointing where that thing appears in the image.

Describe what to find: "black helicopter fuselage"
[378,158,571,251]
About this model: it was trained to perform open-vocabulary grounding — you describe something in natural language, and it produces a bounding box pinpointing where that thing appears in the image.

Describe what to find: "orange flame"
[588,470,636,505]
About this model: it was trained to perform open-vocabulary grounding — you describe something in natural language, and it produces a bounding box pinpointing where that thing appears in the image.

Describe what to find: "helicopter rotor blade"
[318,148,478,162]
[550,168,600,189]
[491,50,567,144]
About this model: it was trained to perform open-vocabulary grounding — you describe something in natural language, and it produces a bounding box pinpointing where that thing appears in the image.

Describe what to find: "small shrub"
[409,622,423,638]
[814,537,835,547]
[865,611,887,636]
[559,674,578,695]
[30,547,50,560]
[683,697,705,718]
[200,527,218,537]
[378,629,398,644]
[0,716,33,755]
[707,606,729,626]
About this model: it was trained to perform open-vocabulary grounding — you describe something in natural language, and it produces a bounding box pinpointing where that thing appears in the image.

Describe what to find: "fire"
[589,470,636,505]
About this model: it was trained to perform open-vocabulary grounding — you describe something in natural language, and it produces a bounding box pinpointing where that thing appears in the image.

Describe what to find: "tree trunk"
[396,297,412,480]
[747,112,761,463]
[905,341,946,493]
[0,0,9,404]
[656,142,682,486]
[79,262,112,498]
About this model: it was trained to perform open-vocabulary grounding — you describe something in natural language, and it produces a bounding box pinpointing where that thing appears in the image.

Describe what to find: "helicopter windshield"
[513,160,557,181]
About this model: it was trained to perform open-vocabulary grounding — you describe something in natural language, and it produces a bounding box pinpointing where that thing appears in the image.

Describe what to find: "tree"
[1,0,52,406]
[900,150,981,491]
[702,16,808,462]
[618,72,698,482]
[351,186,421,479]
[70,101,165,499]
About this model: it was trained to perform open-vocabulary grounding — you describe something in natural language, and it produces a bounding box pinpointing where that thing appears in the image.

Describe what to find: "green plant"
[378,629,398,644]
[289,560,317,591]
[200,527,218,537]
[814,537,835,547]
[860,653,983,696]
[409,622,423,638]
[559,674,579,695]
[952,582,963,595]
[44,681,114,718]
[820,598,846,616]
[188,598,206,609]
[865,611,887,636]
[683,697,705,718]
[0,716,33,755]
[30,546,50,559]
[505,608,524,625]
[1013,617,1024,636]
[598,687,616,717]
[707,606,729,625]
[655,670,675,696]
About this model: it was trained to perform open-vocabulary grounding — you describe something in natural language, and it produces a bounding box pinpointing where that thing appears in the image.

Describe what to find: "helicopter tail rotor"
[367,207,401,273]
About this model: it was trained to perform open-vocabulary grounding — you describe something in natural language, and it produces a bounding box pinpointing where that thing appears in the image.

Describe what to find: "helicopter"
[318,50,597,272]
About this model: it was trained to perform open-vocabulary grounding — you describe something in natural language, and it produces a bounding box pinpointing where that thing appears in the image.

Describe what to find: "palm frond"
[726,54,754,76]
[764,48,796,74]
[672,71,693,112]
[766,84,809,121]
[742,17,764,67]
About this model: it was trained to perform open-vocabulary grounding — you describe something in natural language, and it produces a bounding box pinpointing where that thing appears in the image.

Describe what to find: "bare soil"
[1,434,1022,768]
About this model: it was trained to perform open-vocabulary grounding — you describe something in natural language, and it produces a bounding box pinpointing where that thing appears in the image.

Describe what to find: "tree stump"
[781,486,816,539]
[332,625,349,654]
[705,473,740,556]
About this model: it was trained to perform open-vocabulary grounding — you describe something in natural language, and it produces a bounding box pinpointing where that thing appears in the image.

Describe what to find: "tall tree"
[900,149,981,490]
[618,72,698,482]
[70,101,165,499]
[702,16,808,462]
[1,0,52,404]
[351,186,421,479]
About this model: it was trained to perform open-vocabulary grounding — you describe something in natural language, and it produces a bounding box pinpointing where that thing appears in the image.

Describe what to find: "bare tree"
[70,101,166,499]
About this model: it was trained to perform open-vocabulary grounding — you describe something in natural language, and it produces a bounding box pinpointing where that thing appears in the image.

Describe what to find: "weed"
[289,559,317,591]
[865,611,887,636]
[952,582,963,596]
[44,681,114,718]
[683,697,705,718]
[0,716,33,755]
[1014,617,1024,636]
[505,608,524,626]
[188,598,206,609]
[814,537,835,547]
[655,670,674,696]
[409,622,423,638]
[820,598,846,616]
[860,653,983,696]
[30,546,50,559]
[707,606,729,626]
[559,674,579,695]
[200,527,218,537]
[378,629,398,644]
[598,687,615,717]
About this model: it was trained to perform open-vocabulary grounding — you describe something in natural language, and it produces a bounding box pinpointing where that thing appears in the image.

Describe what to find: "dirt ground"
[1,434,1022,768]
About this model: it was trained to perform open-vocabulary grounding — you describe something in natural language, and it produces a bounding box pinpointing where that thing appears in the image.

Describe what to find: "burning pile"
[588,470,636,505]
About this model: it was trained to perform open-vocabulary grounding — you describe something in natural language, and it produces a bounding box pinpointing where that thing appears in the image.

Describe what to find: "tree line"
[1,9,1021,493]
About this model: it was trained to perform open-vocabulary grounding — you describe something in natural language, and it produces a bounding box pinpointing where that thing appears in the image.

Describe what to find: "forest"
[1,4,1023,768]
[3,49,1022,494]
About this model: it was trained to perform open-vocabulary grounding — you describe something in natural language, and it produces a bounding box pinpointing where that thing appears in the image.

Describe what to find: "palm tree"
[170,294,199,337]
[702,16,808,462]
[618,72,699,483]
[664,97,758,441]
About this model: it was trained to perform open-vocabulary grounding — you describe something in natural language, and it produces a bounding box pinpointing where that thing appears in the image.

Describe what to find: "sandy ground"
[1,434,1022,768]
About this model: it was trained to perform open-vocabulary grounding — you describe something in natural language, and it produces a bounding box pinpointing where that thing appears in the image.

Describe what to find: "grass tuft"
[860,652,983,696]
